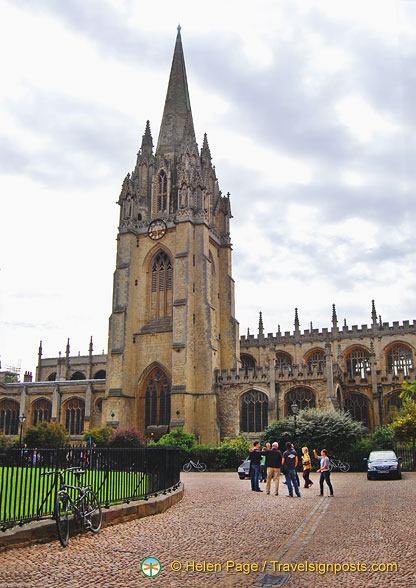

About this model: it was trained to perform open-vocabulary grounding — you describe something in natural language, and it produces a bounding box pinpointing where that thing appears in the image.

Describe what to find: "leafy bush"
[108,427,146,448]
[260,409,365,456]
[24,422,67,448]
[369,426,394,449]
[83,427,114,447]
[157,427,196,449]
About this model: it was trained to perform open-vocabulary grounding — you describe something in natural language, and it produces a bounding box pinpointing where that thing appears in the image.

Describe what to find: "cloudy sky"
[1,0,415,376]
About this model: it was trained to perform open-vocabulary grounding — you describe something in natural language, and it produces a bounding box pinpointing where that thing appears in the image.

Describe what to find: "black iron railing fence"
[0,446,180,529]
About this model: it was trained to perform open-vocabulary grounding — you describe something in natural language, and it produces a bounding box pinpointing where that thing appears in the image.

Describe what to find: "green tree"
[83,427,114,447]
[390,400,416,462]
[108,427,146,448]
[157,427,196,449]
[24,422,68,448]
[260,409,365,456]
[400,380,416,402]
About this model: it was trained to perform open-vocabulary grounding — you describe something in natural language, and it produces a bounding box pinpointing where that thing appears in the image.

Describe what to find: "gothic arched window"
[70,371,86,381]
[151,252,173,318]
[32,399,52,426]
[344,393,370,428]
[345,347,370,379]
[0,399,19,435]
[94,370,106,379]
[47,372,57,381]
[385,392,402,422]
[275,352,292,371]
[285,388,316,415]
[64,398,85,435]
[157,171,168,212]
[241,354,256,370]
[144,368,171,427]
[305,349,325,371]
[240,390,268,433]
[386,343,413,376]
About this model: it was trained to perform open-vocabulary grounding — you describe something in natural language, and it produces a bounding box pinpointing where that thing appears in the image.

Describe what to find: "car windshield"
[369,451,397,461]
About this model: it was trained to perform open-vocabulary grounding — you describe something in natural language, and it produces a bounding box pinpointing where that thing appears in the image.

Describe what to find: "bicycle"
[42,467,103,547]
[328,459,350,472]
[182,460,207,472]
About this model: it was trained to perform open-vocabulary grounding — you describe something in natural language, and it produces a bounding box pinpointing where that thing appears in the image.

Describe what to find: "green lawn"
[0,467,148,526]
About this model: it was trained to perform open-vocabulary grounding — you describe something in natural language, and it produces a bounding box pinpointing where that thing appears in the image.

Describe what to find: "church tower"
[104,27,239,444]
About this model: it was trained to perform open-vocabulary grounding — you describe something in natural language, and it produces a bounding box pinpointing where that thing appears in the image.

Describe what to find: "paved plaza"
[0,472,414,588]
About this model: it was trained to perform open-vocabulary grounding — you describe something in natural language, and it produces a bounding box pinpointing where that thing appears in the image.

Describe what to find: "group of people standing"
[248,441,334,498]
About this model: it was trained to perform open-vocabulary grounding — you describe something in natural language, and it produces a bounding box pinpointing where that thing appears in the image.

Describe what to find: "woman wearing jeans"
[313,448,334,496]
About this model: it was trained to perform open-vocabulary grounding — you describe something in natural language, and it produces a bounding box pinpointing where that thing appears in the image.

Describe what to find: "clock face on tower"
[147,218,167,240]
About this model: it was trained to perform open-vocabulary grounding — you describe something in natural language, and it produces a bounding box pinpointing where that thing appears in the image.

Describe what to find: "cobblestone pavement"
[0,472,414,588]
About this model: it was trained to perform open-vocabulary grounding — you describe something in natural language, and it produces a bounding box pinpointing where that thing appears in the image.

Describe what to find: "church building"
[1,29,414,444]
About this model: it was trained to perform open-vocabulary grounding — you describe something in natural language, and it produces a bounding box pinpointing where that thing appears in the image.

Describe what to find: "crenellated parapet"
[240,319,416,348]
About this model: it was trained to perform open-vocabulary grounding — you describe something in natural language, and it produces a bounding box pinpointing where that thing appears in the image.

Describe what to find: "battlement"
[240,319,416,347]
[215,362,329,385]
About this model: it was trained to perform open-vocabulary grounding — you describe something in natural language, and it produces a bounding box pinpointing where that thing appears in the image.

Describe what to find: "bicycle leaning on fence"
[328,459,350,472]
[182,460,207,472]
[41,467,103,547]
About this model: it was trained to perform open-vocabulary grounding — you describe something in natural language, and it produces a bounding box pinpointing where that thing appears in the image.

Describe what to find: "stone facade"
[0,29,412,443]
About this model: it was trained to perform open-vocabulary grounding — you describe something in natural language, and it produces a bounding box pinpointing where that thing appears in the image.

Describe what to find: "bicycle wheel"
[197,462,207,472]
[55,490,70,547]
[83,489,102,533]
[328,461,334,472]
[182,462,192,472]
[339,462,350,472]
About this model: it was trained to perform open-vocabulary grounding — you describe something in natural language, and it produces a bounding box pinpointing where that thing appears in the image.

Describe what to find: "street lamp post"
[291,402,299,443]
[19,414,26,447]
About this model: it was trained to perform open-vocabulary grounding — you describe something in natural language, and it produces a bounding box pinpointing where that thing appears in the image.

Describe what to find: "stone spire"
[294,308,300,332]
[332,303,338,329]
[156,26,196,158]
[140,120,153,158]
[371,300,378,327]
[201,133,212,164]
[258,312,264,336]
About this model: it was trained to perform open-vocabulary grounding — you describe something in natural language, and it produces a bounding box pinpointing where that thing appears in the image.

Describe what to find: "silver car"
[237,457,250,479]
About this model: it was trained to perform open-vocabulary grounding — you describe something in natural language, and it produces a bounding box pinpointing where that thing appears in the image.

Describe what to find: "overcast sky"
[1,0,415,376]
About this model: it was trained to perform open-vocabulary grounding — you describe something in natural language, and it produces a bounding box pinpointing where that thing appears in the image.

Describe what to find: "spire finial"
[371,299,377,325]
[294,308,300,331]
[258,312,264,336]
[177,23,181,33]
[332,303,338,328]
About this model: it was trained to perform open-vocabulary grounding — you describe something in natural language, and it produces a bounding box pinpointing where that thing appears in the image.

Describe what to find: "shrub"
[83,427,114,447]
[108,427,146,448]
[157,428,196,449]
[260,409,365,456]
[23,422,68,448]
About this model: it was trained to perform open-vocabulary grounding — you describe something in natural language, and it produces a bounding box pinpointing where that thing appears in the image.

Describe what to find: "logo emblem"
[141,557,161,577]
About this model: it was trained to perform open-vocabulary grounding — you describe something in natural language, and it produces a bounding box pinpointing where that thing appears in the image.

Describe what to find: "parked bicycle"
[41,467,102,547]
[328,459,350,472]
[182,460,207,472]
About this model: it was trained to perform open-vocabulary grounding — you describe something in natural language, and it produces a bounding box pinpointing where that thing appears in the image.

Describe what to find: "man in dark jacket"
[248,440,263,492]
[263,442,283,495]
[282,441,301,497]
